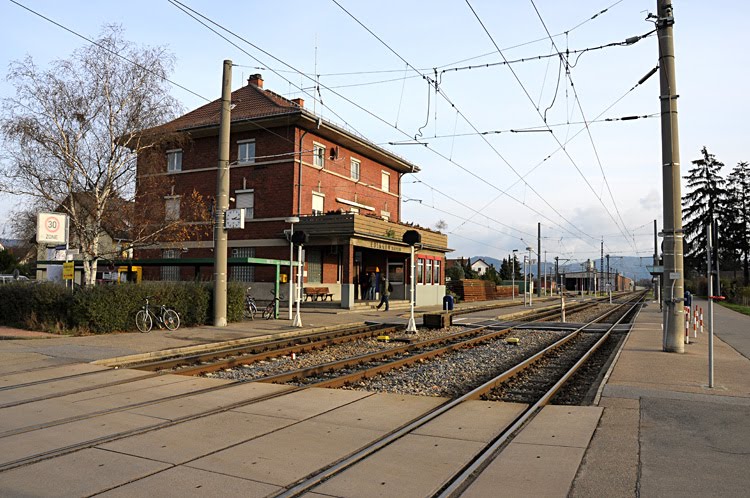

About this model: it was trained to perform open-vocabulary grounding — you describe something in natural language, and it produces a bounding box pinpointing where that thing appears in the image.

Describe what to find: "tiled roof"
[147,82,301,134]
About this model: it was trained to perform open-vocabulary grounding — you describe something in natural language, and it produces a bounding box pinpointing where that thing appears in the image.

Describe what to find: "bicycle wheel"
[243,302,256,320]
[135,309,153,333]
[262,305,274,320]
[163,309,180,331]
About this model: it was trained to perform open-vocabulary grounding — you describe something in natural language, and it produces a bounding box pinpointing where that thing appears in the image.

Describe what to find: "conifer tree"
[682,147,727,274]
[725,161,750,284]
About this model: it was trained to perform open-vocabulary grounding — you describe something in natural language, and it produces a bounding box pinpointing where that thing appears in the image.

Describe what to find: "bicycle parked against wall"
[244,287,257,320]
[262,289,284,320]
[135,296,180,333]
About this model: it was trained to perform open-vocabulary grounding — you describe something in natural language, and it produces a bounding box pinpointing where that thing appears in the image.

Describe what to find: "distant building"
[470,258,491,276]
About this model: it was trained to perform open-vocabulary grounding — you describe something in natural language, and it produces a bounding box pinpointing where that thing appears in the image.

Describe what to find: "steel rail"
[272,293,643,498]
[436,294,644,497]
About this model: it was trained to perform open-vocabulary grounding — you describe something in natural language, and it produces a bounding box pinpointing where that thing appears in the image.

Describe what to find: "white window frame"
[312,192,325,215]
[167,149,182,173]
[235,189,254,220]
[434,260,441,285]
[237,139,256,164]
[350,158,361,181]
[313,142,325,169]
[381,170,390,192]
[164,196,180,221]
[381,210,390,221]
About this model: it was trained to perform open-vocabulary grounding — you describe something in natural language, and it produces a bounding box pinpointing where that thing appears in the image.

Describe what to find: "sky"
[1,0,747,269]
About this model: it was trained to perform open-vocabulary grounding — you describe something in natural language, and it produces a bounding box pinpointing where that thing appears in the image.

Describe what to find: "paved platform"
[0,295,746,496]
[571,298,750,497]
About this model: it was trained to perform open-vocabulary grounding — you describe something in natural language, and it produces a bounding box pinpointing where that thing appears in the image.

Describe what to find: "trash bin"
[443,295,454,311]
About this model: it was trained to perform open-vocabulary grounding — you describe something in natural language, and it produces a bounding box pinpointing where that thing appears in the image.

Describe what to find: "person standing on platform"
[376,275,391,311]
[368,271,377,300]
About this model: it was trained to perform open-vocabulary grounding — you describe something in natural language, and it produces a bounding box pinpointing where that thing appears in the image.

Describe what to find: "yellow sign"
[62,262,75,280]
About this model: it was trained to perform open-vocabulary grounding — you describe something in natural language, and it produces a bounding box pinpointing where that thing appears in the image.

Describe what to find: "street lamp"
[291,231,307,327]
[284,216,300,320]
[511,249,518,301]
[403,230,421,333]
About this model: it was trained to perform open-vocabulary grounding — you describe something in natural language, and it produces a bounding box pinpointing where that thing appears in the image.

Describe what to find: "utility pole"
[657,0,685,352]
[213,59,232,327]
[599,237,605,298]
[654,219,661,306]
[537,223,542,298]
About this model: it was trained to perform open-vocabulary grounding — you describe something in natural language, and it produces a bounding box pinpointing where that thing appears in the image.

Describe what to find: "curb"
[92,321,366,368]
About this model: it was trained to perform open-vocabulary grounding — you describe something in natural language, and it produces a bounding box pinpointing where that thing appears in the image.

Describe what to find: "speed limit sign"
[36,212,69,244]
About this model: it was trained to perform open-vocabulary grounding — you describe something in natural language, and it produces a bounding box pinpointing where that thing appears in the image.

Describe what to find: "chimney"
[247,74,263,88]
[292,98,304,108]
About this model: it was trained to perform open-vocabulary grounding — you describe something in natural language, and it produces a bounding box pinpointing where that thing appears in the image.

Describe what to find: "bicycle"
[135,296,180,332]
[244,287,257,320]
[262,289,284,320]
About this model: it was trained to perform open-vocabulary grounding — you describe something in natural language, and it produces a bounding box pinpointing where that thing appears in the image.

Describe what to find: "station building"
[134,74,449,308]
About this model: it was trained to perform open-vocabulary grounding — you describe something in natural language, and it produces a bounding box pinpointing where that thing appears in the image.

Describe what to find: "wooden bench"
[303,287,334,301]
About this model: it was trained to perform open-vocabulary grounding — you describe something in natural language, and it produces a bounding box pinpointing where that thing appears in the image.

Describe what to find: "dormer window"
[167,149,182,172]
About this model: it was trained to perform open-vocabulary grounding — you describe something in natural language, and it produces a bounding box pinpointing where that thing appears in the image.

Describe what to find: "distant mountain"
[472,255,652,282]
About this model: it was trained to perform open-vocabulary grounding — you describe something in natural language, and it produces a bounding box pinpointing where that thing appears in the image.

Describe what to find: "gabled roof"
[141,76,419,174]
[150,82,301,134]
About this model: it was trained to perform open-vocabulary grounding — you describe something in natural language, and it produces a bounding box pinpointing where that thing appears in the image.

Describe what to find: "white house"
[470,258,491,276]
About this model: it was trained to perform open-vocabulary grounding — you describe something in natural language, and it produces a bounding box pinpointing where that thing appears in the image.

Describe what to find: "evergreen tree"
[682,147,727,275]
[725,161,750,284]
[499,257,510,280]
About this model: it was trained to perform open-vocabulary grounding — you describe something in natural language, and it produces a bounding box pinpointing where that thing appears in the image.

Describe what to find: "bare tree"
[1,25,206,284]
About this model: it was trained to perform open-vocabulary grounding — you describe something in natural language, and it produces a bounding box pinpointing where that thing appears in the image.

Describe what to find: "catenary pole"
[213,59,232,327]
[537,223,542,297]
[657,0,685,352]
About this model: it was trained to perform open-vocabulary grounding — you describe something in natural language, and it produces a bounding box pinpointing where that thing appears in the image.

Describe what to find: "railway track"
[270,292,644,497]
[0,293,641,479]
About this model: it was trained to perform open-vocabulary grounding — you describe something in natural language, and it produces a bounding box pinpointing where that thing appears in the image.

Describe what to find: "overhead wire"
[528,0,640,254]
[330,0,601,248]
[169,0,596,247]
[464,0,643,254]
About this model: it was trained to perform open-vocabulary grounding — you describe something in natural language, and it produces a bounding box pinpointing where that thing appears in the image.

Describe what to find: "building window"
[236,189,254,220]
[238,140,255,164]
[313,143,325,168]
[161,249,180,281]
[381,171,390,192]
[434,260,441,285]
[231,247,255,282]
[426,259,433,284]
[167,149,182,172]
[312,192,325,215]
[381,210,390,221]
[165,196,180,221]
[417,258,424,284]
[350,158,361,181]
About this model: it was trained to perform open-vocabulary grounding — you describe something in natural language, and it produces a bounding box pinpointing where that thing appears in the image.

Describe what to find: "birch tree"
[1,26,207,285]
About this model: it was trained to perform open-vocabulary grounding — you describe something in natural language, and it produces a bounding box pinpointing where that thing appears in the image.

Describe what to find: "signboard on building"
[36,212,68,245]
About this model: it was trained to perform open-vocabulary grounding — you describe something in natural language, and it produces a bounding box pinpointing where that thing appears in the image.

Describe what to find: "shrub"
[0,281,246,334]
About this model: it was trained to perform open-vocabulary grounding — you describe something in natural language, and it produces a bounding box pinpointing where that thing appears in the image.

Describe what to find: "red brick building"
[135,74,450,308]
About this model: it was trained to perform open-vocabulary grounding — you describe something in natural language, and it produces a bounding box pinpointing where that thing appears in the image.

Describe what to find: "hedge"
[0,281,246,334]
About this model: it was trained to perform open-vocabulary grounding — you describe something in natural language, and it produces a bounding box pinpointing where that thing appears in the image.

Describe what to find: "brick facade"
[134,75,448,308]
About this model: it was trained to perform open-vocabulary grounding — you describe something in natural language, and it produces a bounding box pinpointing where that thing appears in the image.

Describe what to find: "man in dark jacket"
[376,275,390,311]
